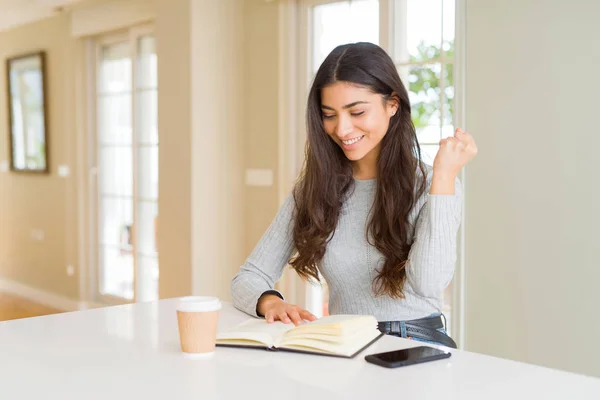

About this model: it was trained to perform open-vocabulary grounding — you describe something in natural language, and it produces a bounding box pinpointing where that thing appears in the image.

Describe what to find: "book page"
[284,315,378,338]
[216,319,296,348]
[278,329,382,357]
[272,315,381,357]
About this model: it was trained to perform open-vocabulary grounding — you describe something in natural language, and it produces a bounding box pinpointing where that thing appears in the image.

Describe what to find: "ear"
[386,93,400,117]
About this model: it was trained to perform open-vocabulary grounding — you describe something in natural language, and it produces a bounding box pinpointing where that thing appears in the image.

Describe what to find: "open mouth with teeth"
[341,135,365,146]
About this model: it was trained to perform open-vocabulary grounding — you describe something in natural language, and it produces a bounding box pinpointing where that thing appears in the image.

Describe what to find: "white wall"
[464,0,600,377]
[190,0,245,300]
[155,0,246,301]
[156,0,193,298]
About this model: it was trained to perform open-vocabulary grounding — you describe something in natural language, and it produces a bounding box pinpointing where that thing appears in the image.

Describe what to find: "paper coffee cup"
[176,296,221,359]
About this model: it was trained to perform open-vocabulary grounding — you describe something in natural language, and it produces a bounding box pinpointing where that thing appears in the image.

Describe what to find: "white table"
[1,298,599,399]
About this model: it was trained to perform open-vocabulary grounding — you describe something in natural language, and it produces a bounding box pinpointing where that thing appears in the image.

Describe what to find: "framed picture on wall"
[6,51,49,173]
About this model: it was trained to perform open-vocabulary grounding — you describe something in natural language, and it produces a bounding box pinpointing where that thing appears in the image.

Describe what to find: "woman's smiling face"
[320,81,397,162]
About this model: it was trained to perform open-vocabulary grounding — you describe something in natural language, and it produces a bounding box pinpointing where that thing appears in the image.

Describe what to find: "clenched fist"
[433,128,478,178]
[430,128,478,195]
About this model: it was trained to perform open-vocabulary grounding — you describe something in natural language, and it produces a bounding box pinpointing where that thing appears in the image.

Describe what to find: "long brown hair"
[289,42,427,299]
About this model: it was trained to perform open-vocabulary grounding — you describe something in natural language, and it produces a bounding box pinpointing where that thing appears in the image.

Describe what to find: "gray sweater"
[230,167,462,322]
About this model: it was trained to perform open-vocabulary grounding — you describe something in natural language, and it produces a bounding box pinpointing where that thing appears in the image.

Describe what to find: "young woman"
[230,42,477,348]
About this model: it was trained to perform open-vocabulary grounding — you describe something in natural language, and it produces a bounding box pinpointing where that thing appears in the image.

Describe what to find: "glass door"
[93,26,158,304]
[298,1,456,328]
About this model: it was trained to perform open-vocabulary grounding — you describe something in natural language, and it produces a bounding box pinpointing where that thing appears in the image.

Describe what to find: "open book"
[216,314,383,358]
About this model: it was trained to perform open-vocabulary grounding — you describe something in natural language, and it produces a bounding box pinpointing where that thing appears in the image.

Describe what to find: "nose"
[334,114,353,138]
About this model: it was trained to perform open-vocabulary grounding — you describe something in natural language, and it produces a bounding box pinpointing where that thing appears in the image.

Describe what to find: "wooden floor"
[0,292,63,322]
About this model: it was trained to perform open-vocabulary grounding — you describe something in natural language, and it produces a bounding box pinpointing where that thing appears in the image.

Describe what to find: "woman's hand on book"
[258,294,317,326]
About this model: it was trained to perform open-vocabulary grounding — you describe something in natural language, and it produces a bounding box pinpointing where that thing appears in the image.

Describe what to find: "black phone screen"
[365,346,451,368]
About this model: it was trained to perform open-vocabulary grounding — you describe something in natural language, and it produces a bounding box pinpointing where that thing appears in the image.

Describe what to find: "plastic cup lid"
[177,296,222,312]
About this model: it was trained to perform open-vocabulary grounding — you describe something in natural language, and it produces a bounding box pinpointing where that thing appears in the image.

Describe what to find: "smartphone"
[365,346,451,368]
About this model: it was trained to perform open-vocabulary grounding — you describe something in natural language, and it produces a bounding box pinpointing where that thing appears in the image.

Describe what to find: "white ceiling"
[0,0,84,32]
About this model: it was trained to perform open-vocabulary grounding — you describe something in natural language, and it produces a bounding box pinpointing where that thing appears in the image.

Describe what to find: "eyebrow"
[321,101,369,111]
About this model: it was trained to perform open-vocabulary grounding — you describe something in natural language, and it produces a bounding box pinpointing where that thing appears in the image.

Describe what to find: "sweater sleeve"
[230,194,296,317]
[405,174,463,298]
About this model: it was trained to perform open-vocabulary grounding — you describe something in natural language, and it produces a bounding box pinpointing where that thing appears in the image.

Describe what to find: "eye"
[322,114,335,120]
[351,111,365,117]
